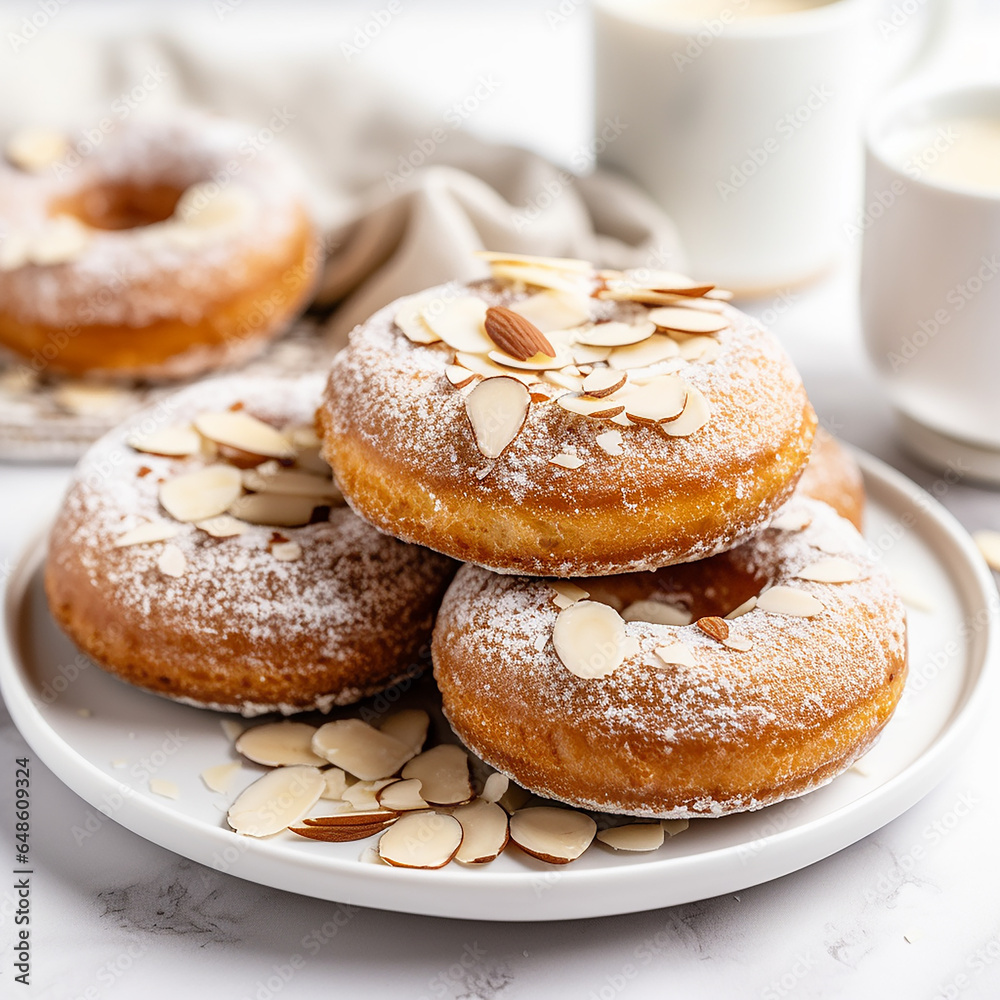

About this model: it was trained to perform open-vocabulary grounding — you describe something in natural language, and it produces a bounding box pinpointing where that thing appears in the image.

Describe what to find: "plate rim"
[2,451,997,921]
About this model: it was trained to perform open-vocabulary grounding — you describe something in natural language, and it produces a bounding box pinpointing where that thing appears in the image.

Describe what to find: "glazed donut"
[0,114,319,379]
[45,376,456,715]
[319,254,816,576]
[798,427,865,531]
[432,496,906,818]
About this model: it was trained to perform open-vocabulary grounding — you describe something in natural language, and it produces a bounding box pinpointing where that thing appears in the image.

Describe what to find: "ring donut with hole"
[0,113,319,379]
[432,496,906,818]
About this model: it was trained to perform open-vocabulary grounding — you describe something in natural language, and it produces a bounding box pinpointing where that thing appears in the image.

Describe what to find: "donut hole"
[584,551,769,623]
[52,182,184,231]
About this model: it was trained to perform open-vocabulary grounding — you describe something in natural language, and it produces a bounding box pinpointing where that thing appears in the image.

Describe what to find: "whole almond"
[484,306,556,361]
[697,616,730,642]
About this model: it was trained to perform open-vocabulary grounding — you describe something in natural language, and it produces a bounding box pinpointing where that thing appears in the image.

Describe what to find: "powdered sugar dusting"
[47,375,455,715]
[0,112,307,328]
[434,498,906,817]
[321,277,813,575]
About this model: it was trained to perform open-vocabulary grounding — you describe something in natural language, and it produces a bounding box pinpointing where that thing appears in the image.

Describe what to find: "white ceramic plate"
[2,453,995,922]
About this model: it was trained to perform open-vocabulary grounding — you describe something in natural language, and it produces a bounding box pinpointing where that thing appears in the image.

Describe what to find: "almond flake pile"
[116,405,344,575]
[223,713,688,868]
[391,252,735,467]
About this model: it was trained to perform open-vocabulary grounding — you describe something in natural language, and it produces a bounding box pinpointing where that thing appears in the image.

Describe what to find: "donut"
[0,114,319,379]
[432,494,906,818]
[319,253,816,576]
[798,426,865,531]
[45,376,456,715]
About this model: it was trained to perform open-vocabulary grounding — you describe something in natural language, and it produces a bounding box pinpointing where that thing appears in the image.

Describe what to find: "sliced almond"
[242,466,341,501]
[201,762,241,794]
[974,529,1000,571]
[722,634,754,652]
[654,641,696,668]
[464,376,530,459]
[622,600,692,626]
[320,768,348,801]
[508,806,596,864]
[658,385,711,437]
[623,271,714,296]
[157,543,186,578]
[421,296,492,353]
[484,305,555,361]
[228,492,318,527]
[290,819,395,843]
[453,799,510,864]
[677,335,721,363]
[159,464,244,523]
[474,250,592,272]
[227,765,325,837]
[549,580,590,610]
[378,811,464,869]
[293,447,331,476]
[378,709,430,755]
[114,520,181,547]
[196,514,248,538]
[127,424,201,457]
[620,375,688,425]
[571,342,614,365]
[648,306,730,334]
[487,347,573,371]
[342,778,399,811]
[794,557,862,584]
[553,601,630,679]
[594,429,625,456]
[401,744,473,806]
[555,393,624,419]
[497,782,532,815]
[454,351,535,387]
[285,423,321,450]
[756,586,825,617]
[301,809,397,827]
[194,412,295,459]
[576,320,656,348]
[582,369,628,397]
[481,772,510,804]
[725,595,758,620]
[770,508,812,532]
[489,262,586,295]
[149,778,179,800]
[271,541,303,562]
[446,364,479,389]
[662,818,690,836]
[236,722,326,767]
[697,616,730,642]
[377,778,428,812]
[29,215,90,266]
[597,287,690,307]
[312,719,416,780]
[511,289,591,332]
[550,453,584,470]
[395,296,443,344]
[5,128,68,171]
[597,823,665,852]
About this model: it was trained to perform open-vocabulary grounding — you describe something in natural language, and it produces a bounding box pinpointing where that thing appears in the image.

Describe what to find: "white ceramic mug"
[593,0,948,295]
[860,82,1000,482]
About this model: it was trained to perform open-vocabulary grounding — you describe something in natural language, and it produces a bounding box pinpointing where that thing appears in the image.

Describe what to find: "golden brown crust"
[433,497,906,819]
[319,278,817,576]
[0,115,319,379]
[44,376,456,715]
[798,427,865,530]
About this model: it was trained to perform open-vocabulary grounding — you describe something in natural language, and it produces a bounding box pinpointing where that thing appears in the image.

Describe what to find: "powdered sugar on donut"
[434,498,906,818]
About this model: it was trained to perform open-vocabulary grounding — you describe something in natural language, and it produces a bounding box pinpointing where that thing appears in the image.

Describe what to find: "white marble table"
[3,3,1000,998]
